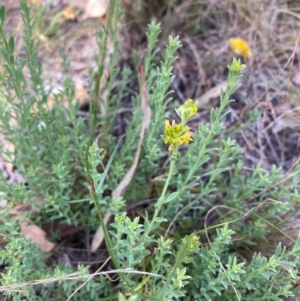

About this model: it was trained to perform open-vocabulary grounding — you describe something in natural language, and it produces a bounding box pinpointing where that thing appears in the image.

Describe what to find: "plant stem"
[146,157,176,235]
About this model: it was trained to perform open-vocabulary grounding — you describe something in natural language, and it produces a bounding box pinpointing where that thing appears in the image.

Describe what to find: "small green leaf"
[9,54,14,65]
[96,135,124,194]
[0,6,5,25]
[164,191,179,204]
[8,35,14,54]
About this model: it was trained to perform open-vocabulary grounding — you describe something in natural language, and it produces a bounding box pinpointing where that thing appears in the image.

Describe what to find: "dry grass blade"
[90,211,112,253]
[0,269,162,293]
[196,81,228,107]
[19,222,55,252]
[91,62,152,252]
[66,256,111,301]
[111,64,152,198]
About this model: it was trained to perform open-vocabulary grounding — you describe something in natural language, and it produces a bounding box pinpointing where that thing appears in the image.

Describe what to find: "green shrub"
[0,1,300,300]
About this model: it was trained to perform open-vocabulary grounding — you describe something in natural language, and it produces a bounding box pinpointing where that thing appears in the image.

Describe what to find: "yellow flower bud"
[175,99,198,125]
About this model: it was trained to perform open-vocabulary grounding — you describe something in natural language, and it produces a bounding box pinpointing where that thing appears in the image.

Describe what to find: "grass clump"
[0,1,300,300]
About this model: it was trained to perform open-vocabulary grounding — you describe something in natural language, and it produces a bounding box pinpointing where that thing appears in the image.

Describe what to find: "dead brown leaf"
[82,0,109,20]
[9,203,37,215]
[91,64,152,252]
[196,81,228,107]
[9,203,55,252]
[20,221,55,252]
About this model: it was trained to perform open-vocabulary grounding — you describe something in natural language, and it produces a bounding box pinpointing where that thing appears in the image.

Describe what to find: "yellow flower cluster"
[164,120,192,150]
[164,99,198,152]
[229,38,252,58]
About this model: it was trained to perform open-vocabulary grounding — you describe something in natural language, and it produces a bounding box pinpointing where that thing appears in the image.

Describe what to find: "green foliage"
[0,210,113,300]
[0,1,300,300]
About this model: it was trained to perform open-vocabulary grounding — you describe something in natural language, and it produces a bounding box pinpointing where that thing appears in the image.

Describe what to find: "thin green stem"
[91,192,123,271]
[182,77,237,188]
[146,158,176,236]
[84,29,108,182]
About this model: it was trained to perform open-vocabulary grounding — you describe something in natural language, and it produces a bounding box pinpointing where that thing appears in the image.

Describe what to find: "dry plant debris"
[82,0,109,20]
[10,204,55,252]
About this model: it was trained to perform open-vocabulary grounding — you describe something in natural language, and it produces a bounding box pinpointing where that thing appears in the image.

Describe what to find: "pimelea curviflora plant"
[1,0,300,296]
